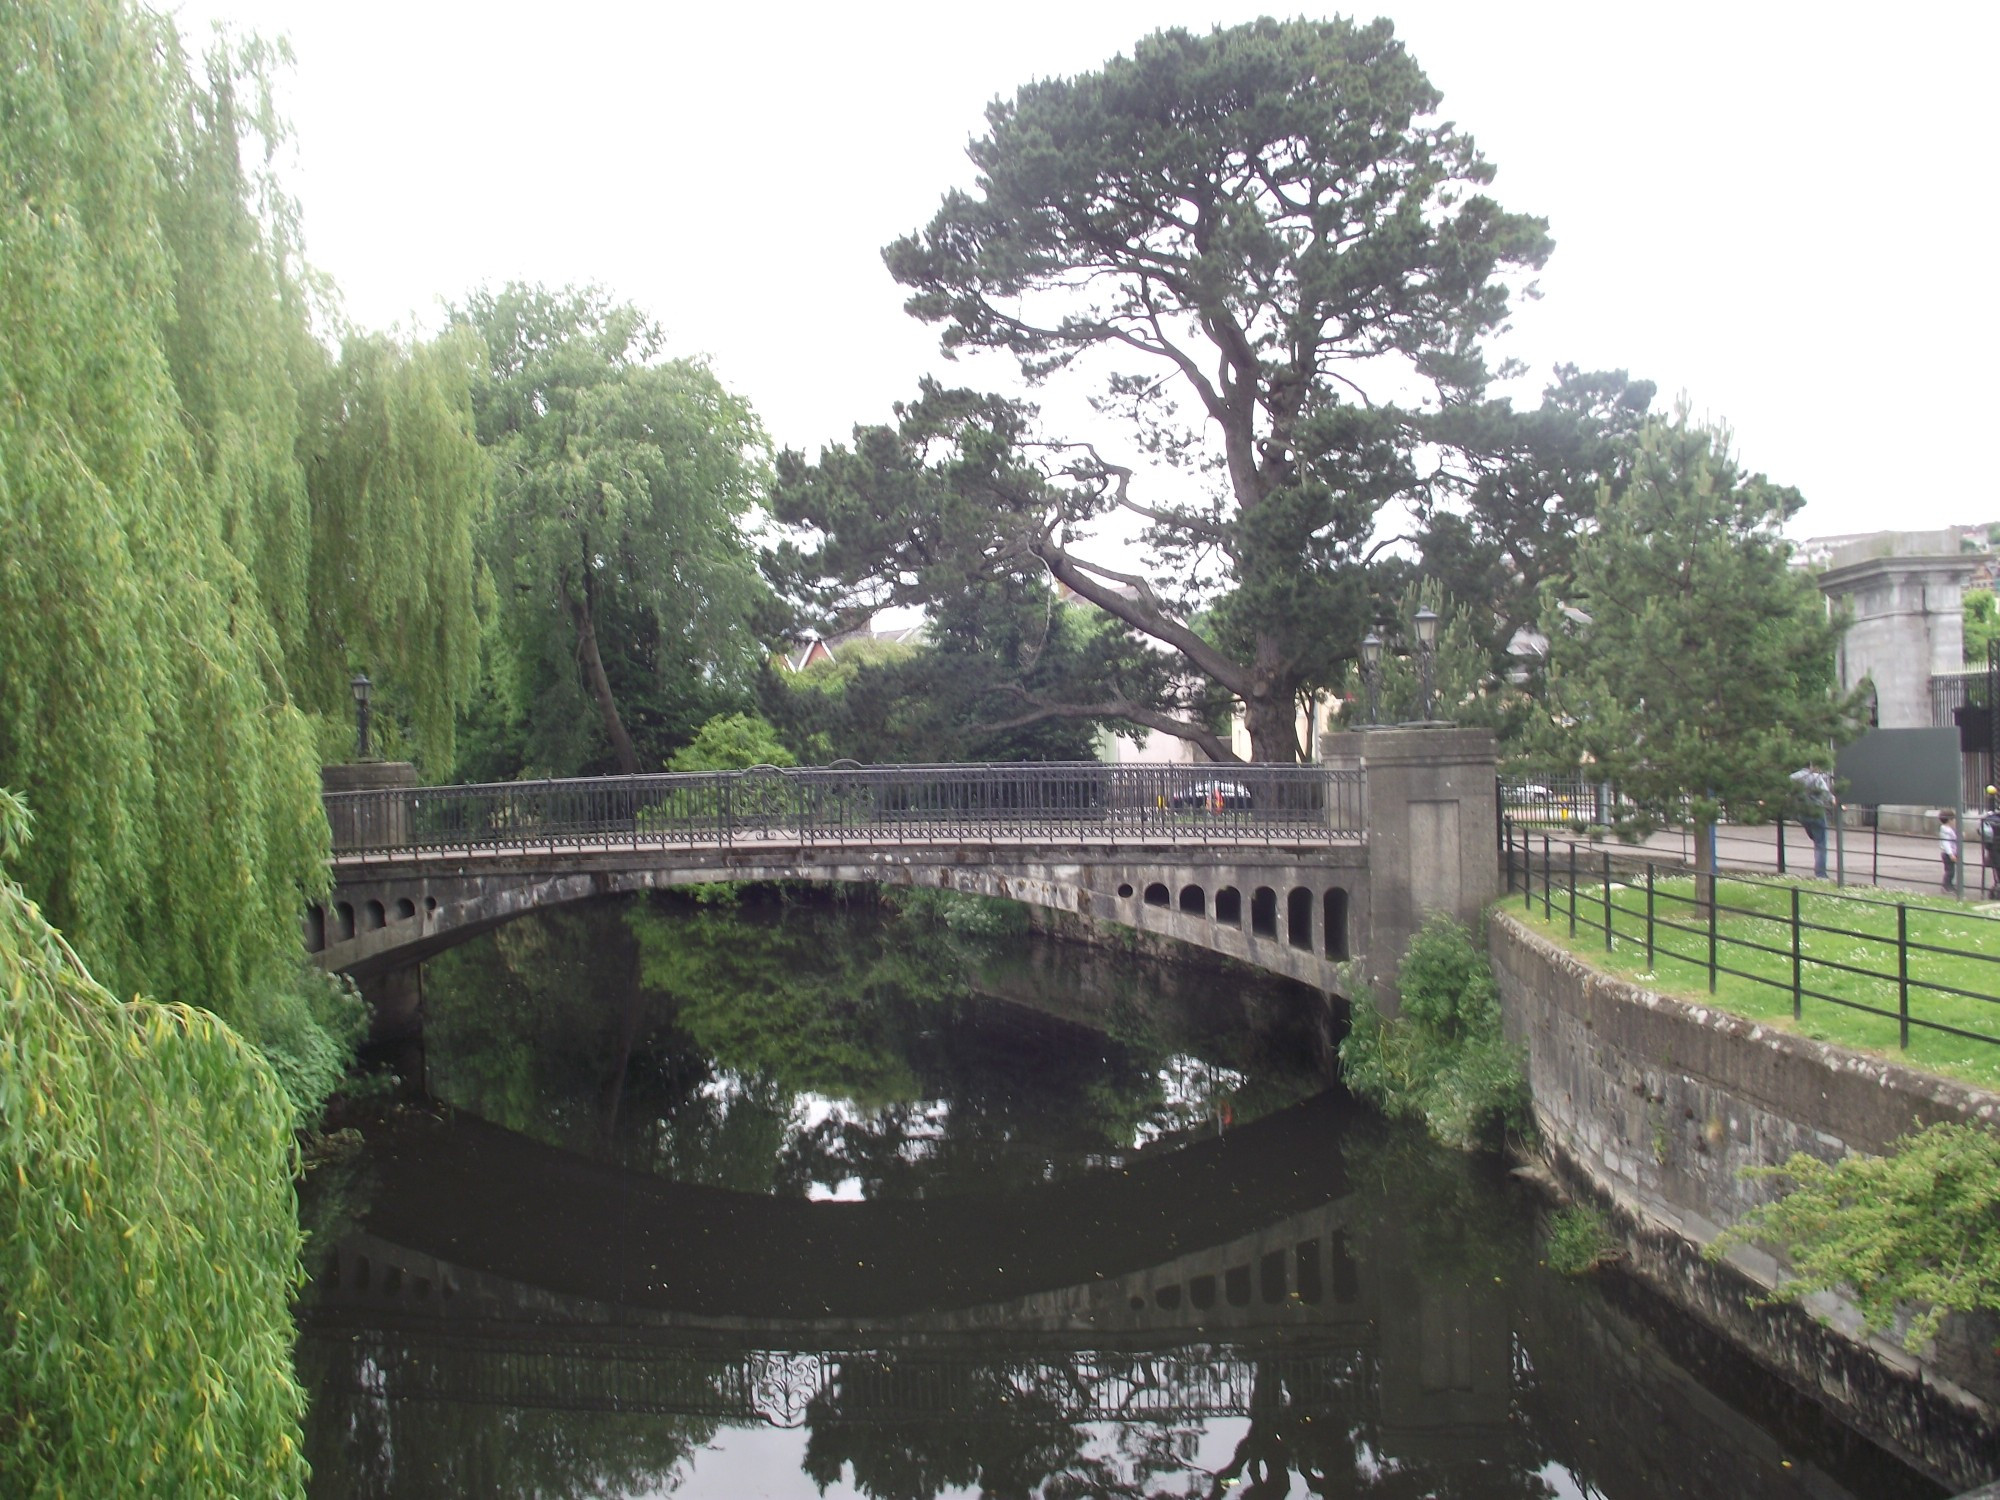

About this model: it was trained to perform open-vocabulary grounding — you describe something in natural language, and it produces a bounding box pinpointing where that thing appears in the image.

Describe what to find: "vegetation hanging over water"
[1339,913,1529,1150]
[1710,1120,2000,1350]
[0,792,308,1497]
[0,0,485,1084]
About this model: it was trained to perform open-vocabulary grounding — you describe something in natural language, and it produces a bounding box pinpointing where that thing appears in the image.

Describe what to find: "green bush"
[1545,1205,1619,1275]
[1339,913,1530,1150]
[242,966,371,1128]
[1710,1120,2000,1350]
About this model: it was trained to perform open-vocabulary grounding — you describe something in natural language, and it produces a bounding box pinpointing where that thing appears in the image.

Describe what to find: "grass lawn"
[1509,874,2000,1092]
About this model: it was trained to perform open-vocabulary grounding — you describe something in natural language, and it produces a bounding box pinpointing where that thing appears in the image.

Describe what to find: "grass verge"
[1511,875,2000,1091]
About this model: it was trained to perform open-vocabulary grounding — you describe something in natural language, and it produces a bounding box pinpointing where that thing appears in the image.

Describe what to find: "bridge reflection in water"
[294,1094,1924,1500]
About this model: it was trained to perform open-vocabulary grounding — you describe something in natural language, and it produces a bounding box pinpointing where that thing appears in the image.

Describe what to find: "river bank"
[1491,910,2000,1490]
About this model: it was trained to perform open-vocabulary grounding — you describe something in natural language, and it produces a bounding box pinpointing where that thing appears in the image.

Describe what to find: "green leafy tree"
[1534,407,1860,882]
[783,19,1551,761]
[1964,589,1998,669]
[668,712,797,771]
[0,792,308,1496]
[459,284,774,775]
[1419,365,1657,668]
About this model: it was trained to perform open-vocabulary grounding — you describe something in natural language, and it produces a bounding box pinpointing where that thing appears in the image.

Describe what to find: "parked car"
[1169,780,1253,810]
[1503,782,1554,806]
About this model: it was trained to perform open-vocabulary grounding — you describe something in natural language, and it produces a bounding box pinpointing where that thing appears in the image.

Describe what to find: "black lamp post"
[350,672,373,761]
[1360,630,1383,727]
[1413,607,1438,723]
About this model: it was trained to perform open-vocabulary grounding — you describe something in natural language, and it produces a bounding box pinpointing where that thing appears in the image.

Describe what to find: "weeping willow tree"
[300,329,492,771]
[0,0,487,1039]
[0,0,328,1035]
[0,792,309,1496]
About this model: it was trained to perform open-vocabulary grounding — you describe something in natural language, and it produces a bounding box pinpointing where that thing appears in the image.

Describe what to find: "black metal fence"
[1504,822,2000,1055]
[326,762,1366,860]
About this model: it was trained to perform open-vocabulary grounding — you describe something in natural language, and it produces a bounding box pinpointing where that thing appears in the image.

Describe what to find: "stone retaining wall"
[1490,910,2000,1490]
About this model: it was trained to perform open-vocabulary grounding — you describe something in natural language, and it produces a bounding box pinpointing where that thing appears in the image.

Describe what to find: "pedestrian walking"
[1788,763,1835,880]
[1940,810,1960,893]
[1981,787,2000,898]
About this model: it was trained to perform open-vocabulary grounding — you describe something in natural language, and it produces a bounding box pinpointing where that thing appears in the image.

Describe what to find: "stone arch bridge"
[314,731,1499,1008]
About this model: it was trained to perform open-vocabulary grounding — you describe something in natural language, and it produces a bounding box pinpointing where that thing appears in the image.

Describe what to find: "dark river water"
[296,889,1945,1499]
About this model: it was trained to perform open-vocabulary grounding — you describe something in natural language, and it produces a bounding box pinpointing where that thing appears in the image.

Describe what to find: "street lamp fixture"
[1359,630,1383,727]
[350,672,373,761]
[1413,607,1438,722]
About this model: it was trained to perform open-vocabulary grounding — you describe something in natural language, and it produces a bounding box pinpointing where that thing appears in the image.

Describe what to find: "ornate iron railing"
[325,761,1365,860]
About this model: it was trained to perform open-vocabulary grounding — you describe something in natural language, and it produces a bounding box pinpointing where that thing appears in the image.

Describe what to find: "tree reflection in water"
[298,893,1948,1500]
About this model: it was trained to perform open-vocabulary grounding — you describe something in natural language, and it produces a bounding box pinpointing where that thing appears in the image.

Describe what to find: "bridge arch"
[315,844,1366,999]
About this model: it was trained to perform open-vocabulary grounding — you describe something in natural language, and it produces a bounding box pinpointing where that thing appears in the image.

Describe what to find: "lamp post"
[1413,607,1438,723]
[1360,630,1383,727]
[350,672,373,761]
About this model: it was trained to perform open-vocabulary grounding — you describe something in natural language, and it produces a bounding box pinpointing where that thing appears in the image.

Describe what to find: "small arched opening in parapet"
[1214,886,1241,927]
[395,897,417,921]
[1295,1239,1324,1303]
[425,896,438,915]
[1322,888,1349,959]
[334,902,356,941]
[1250,887,1277,938]
[1286,886,1312,949]
[304,905,326,952]
[1189,1274,1217,1310]
[1330,1230,1359,1304]
[364,899,387,932]
[1225,1263,1253,1307]
[1179,884,1205,916]
[1117,882,1135,899]
[1144,882,1170,907]
[1153,1283,1182,1310]
[1260,1249,1288,1304]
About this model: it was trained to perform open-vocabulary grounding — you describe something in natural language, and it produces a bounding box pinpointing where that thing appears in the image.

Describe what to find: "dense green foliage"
[457,284,774,777]
[765,574,1149,763]
[1965,589,1998,669]
[0,0,484,1068]
[1532,408,1859,869]
[1711,1121,2000,1350]
[299,330,491,770]
[1544,1205,1619,1276]
[667,712,797,772]
[780,18,1552,761]
[0,792,308,1496]
[1339,914,1529,1149]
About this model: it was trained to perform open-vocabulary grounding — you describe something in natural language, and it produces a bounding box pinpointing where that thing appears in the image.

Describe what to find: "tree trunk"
[1242,689,1300,764]
[565,582,639,775]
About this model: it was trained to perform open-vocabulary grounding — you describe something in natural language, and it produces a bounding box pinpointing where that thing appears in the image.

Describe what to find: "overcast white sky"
[176,0,1995,541]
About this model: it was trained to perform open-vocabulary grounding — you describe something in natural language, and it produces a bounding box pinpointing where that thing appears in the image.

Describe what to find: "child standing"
[1940,810,1960,893]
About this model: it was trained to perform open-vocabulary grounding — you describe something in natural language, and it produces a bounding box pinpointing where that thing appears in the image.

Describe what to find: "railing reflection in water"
[326,761,1365,859]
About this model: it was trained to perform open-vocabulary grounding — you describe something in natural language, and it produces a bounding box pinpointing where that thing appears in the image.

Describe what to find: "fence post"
[1542,835,1552,921]
[1645,862,1655,972]
[1897,903,1910,1050]
[1707,880,1719,994]
[1776,817,1786,876]
[1800,888,1816,1032]
[1567,841,1577,938]
[1602,850,1613,952]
